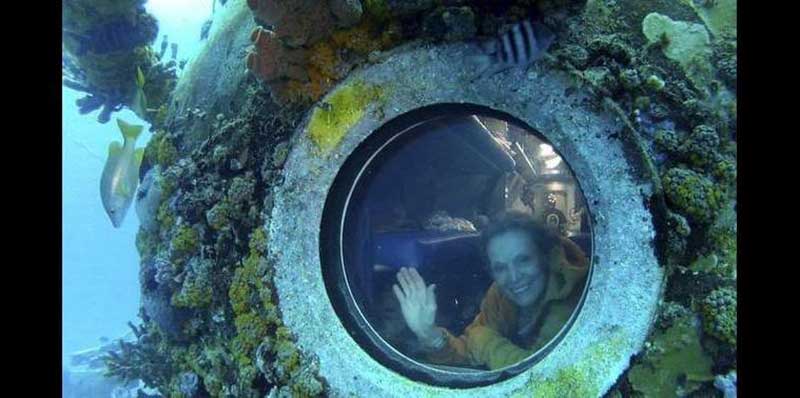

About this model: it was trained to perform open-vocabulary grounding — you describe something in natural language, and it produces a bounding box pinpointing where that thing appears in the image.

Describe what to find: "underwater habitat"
[61,0,736,397]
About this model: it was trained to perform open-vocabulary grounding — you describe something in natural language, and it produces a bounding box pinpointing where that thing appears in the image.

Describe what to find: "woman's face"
[487,229,548,307]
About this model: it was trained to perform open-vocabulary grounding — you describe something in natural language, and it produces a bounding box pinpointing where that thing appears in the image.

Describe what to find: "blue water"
[61,0,213,367]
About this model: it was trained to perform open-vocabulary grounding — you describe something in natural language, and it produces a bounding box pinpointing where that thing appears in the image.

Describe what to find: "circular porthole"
[321,104,594,387]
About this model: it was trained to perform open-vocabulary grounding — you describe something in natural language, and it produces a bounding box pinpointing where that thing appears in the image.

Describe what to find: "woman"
[393,211,589,370]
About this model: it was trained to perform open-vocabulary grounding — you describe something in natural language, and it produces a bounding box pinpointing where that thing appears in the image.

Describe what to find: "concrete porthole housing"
[269,43,663,397]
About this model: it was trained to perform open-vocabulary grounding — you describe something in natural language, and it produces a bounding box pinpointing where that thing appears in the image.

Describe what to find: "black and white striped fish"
[469,19,556,81]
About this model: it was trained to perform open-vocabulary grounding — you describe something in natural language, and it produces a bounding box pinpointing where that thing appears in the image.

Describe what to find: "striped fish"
[470,19,556,81]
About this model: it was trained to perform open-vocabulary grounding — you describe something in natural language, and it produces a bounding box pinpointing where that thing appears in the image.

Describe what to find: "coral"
[228,260,258,316]
[331,18,398,61]
[102,86,319,397]
[689,253,721,274]
[587,34,634,65]
[273,327,301,381]
[654,129,682,154]
[657,301,692,329]
[171,225,200,257]
[153,255,175,286]
[63,0,148,32]
[422,6,478,42]
[172,259,214,309]
[362,0,391,23]
[139,62,179,122]
[664,267,722,308]
[104,322,175,388]
[644,74,666,92]
[383,0,436,17]
[668,210,692,238]
[136,228,159,262]
[628,316,714,398]
[583,66,619,93]
[618,68,641,91]
[271,142,290,168]
[705,203,736,277]
[246,0,401,104]
[554,44,590,69]
[177,371,200,396]
[286,18,399,104]
[227,174,256,206]
[144,130,179,168]
[633,95,651,110]
[712,39,737,89]
[680,124,721,170]
[247,0,358,48]
[642,13,713,91]
[246,27,310,83]
[225,228,292,395]
[63,0,176,124]
[330,0,364,28]
[249,227,268,255]
[680,0,737,39]
[662,167,724,225]
[307,80,387,154]
[661,210,691,262]
[701,287,736,347]
[156,201,176,233]
[205,200,232,231]
[244,0,365,85]
[581,0,622,34]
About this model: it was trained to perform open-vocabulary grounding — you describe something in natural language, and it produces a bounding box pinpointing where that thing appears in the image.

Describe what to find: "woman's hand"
[393,267,440,344]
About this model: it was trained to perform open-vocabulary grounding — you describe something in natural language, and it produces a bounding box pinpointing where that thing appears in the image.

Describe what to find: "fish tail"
[530,21,556,52]
[117,118,144,142]
[136,66,146,88]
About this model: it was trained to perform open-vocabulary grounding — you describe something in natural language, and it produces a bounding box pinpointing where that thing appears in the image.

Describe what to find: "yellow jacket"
[427,237,589,370]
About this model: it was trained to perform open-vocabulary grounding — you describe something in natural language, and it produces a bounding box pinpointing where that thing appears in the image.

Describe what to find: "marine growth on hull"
[61,0,737,396]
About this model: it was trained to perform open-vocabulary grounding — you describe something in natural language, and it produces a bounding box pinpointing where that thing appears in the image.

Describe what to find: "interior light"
[545,156,562,169]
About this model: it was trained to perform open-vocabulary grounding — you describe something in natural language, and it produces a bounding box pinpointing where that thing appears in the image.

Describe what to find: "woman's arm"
[427,284,520,368]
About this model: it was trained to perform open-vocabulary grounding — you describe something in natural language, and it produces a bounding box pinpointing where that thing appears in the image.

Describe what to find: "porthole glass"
[321,104,593,387]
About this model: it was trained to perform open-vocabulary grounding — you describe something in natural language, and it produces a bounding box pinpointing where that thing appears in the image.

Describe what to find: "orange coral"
[245,1,402,104]
[246,0,338,47]
[246,27,309,82]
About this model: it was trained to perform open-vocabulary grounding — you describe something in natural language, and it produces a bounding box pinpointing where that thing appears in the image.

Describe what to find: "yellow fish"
[130,66,148,120]
[101,118,145,228]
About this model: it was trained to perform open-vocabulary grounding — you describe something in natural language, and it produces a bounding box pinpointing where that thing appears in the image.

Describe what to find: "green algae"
[662,167,724,225]
[680,0,737,39]
[628,317,713,398]
[171,260,214,309]
[701,287,736,347]
[511,331,629,398]
[642,13,712,91]
[307,80,387,154]
[171,226,199,257]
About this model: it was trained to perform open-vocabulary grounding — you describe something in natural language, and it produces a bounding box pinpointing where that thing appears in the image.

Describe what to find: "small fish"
[130,66,148,120]
[201,19,213,40]
[469,19,556,81]
[101,118,145,228]
[135,166,163,232]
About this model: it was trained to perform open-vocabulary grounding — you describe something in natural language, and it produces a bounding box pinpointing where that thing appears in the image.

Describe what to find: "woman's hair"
[479,211,560,264]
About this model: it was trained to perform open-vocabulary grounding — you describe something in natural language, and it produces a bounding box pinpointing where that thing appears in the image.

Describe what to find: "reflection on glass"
[342,114,591,372]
